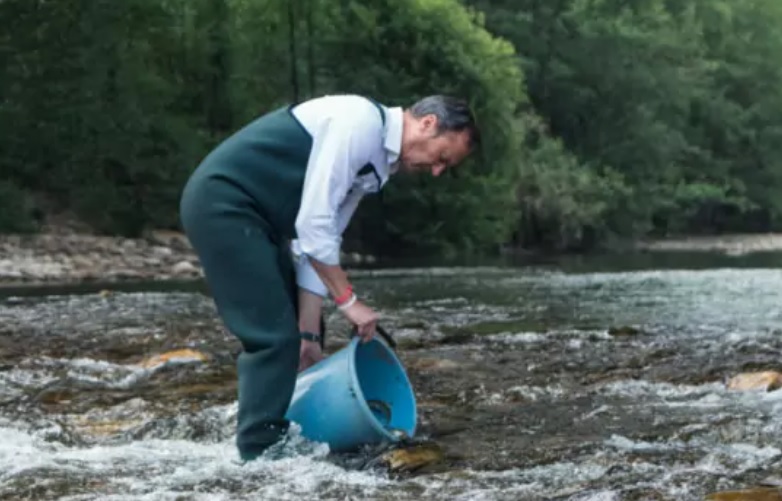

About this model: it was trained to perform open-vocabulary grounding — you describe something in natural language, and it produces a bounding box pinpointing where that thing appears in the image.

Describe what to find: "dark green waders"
[179,106,314,461]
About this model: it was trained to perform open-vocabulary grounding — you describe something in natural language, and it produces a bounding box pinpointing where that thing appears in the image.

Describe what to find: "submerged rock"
[328,438,446,476]
[726,371,782,392]
[74,417,147,438]
[608,325,642,337]
[70,397,149,439]
[138,349,209,369]
[706,487,782,501]
[378,441,445,474]
[409,358,460,372]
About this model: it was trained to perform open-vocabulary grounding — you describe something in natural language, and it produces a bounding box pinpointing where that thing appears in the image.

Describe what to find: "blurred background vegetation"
[2,0,782,259]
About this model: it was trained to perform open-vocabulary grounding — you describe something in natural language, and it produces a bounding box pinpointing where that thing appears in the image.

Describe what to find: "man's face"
[399,115,472,176]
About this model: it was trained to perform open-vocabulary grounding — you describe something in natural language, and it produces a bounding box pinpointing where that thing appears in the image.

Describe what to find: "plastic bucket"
[285,336,417,452]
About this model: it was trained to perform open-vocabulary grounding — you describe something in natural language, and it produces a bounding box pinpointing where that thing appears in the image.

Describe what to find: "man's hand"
[305,257,379,342]
[340,299,379,342]
[298,339,324,372]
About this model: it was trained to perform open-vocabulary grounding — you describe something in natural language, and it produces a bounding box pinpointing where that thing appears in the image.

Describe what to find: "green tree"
[467,0,782,242]
[315,0,527,257]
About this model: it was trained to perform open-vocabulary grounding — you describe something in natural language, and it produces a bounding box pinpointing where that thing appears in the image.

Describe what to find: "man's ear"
[421,114,438,133]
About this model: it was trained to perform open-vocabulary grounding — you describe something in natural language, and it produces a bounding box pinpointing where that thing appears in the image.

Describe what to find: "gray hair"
[409,95,480,149]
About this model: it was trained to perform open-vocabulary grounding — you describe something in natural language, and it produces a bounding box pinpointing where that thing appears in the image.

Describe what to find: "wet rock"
[172,260,199,275]
[0,268,23,279]
[168,382,229,397]
[608,325,642,337]
[70,397,150,438]
[377,441,445,474]
[762,477,782,488]
[706,487,782,501]
[399,320,429,330]
[437,328,474,345]
[145,229,191,250]
[727,371,782,392]
[395,338,428,350]
[37,388,75,406]
[138,349,209,369]
[70,255,94,269]
[152,246,173,257]
[409,358,460,372]
[75,417,147,437]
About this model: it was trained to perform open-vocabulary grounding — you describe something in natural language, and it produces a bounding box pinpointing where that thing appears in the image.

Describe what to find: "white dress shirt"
[290,95,403,297]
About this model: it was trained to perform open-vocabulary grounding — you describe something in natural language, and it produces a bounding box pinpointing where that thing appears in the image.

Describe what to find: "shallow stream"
[2,252,782,500]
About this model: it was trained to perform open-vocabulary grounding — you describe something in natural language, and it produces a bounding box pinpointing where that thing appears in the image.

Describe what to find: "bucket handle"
[376,325,397,350]
[351,324,397,350]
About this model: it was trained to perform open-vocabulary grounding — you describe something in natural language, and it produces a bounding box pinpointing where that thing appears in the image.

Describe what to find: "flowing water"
[2,252,782,500]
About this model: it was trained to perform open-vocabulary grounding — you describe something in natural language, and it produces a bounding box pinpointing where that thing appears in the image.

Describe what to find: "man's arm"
[294,108,378,268]
[291,187,363,299]
[293,99,383,339]
[293,190,363,368]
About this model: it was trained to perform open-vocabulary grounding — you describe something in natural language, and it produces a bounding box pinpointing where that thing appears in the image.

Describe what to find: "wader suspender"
[356,97,387,191]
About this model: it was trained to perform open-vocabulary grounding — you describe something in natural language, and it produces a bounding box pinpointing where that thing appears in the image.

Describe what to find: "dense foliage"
[469,0,782,247]
[2,0,782,255]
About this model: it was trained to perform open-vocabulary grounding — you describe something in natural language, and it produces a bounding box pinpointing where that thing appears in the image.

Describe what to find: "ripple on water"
[2,355,208,395]
[0,292,215,334]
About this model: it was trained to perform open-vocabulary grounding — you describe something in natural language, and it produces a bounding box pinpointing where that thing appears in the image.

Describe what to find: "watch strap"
[300,331,321,343]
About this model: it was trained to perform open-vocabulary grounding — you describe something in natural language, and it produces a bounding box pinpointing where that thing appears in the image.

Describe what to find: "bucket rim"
[346,336,417,442]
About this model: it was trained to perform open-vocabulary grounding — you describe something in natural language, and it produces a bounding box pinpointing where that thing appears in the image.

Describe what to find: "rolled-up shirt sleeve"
[292,248,329,297]
[292,188,364,296]
[294,103,382,268]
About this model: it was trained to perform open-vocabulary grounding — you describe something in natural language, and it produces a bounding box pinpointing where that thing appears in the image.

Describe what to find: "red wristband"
[334,285,354,305]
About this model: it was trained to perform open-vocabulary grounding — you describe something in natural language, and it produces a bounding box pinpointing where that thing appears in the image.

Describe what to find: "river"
[1,251,782,500]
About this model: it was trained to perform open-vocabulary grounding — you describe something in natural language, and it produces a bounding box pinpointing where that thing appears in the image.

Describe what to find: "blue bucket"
[285,336,417,452]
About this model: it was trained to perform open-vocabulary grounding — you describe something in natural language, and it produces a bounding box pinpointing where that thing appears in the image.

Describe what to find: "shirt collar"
[383,106,403,171]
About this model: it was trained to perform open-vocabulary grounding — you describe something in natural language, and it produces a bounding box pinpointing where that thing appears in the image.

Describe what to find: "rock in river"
[377,441,445,474]
[726,371,782,392]
[706,487,782,501]
[138,349,209,369]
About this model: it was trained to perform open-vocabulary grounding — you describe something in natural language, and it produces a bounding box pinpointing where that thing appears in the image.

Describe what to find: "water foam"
[0,418,389,501]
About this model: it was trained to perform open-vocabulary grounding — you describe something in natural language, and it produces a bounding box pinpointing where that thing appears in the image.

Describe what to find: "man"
[179,94,479,461]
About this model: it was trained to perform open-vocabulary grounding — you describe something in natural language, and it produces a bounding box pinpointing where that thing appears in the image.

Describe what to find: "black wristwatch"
[300,331,321,343]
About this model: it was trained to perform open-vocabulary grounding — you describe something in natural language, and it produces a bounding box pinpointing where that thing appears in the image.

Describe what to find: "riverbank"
[0,228,379,286]
[3,228,782,285]
[0,230,202,284]
[635,233,782,256]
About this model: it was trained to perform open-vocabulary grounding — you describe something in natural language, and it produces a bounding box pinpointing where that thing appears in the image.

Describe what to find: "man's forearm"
[307,258,351,300]
[298,288,324,334]
[307,255,378,341]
